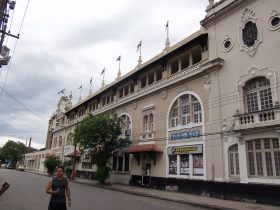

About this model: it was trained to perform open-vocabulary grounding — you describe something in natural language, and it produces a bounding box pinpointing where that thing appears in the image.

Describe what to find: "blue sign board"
[170,130,200,141]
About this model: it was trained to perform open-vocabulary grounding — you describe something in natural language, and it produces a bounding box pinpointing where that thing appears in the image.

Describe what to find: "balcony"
[233,108,280,131]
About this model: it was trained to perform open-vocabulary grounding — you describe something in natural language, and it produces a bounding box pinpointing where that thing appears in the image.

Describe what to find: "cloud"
[0,0,209,145]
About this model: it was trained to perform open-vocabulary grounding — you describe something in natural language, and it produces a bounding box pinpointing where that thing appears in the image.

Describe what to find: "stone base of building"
[129,175,280,206]
[109,173,131,185]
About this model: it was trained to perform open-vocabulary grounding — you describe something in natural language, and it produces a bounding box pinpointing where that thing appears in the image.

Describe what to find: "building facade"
[26,0,280,201]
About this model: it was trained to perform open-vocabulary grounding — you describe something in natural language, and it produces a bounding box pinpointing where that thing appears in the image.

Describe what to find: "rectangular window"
[124,86,129,96]
[260,88,273,110]
[130,83,134,93]
[171,60,179,74]
[141,77,146,88]
[255,140,261,150]
[193,154,203,175]
[169,155,177,175]
[247,141,253,150]
[180,154,189,175]
[248,152,255,176]
[256,152,263,176]
[181,54,189,69]
[273,139,279,149]
[265,152,273,176]
[156,69,162,81]
[193,102,202,123]
[274,151,280,176]
[112,157,117,171]
[264,139,271,149]
[117,156,123,171]
[119,89,123,98]
[230,153,235,175]
[124,154,130,172]
[235,153,240,175]
[148,73,154,85]
[247,92,258,112]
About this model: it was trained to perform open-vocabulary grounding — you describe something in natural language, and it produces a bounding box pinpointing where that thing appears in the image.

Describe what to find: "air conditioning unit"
[125,129,131,136]
[1,46,10,58]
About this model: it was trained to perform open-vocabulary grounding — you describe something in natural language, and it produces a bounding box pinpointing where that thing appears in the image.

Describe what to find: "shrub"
[95,166,110,183]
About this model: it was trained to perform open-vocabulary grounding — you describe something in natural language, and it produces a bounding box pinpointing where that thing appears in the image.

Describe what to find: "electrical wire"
[0,0,31,99]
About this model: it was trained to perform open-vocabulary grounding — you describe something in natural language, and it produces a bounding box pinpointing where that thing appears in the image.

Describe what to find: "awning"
[65,151,81,157]
[125,144,163,154]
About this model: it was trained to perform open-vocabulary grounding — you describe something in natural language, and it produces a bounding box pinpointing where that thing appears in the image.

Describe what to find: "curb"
[72,180,235,210]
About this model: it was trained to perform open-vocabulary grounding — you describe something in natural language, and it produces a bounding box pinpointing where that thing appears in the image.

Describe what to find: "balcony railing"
[233,108,280,131]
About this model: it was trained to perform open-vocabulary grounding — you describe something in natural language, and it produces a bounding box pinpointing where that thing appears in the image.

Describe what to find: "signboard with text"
[167,144,203,155]
[170,130,200,141]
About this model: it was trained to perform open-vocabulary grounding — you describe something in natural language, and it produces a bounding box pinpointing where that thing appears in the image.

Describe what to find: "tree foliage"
[44,157,61,175]
[0,140,37,163]
[73,113,130,183]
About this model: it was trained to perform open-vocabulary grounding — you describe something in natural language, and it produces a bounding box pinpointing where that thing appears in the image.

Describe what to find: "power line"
[0,0,31,99]
[0,86,47,122]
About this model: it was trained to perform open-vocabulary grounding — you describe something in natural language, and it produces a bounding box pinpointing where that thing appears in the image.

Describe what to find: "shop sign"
[167,144,203,155]
[170,130,200,141]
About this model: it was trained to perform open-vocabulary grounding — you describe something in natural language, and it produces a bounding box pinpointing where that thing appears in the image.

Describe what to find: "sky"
[0,0,210,148]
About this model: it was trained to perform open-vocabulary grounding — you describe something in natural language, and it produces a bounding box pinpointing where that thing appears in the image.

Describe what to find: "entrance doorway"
[142,153,151,186]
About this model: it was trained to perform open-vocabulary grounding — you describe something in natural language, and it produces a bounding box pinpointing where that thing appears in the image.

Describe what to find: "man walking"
[46,166,71,210]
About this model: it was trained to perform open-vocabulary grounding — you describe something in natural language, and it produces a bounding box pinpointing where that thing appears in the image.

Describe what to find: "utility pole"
[0,0,19,67]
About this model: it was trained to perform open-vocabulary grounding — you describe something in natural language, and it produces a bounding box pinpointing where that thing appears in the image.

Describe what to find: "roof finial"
[165,20,170,49]
[207,0,215,9]
[116,55,121,80]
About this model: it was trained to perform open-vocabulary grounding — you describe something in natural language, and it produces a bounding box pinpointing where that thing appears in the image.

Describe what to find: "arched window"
[120,114,131,136]
[228,144,240,176]
[149,113,154,131]
[142,114,154,133]
[244,77,273,113]
[66,133,73,146]
[52,137,57,148]
[246,139,280,177]
[58,136,63,147]
[169,94,202,128]
[143,115,149,132]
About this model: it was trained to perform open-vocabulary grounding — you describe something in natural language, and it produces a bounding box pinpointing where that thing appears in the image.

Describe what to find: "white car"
[17,165,25,171]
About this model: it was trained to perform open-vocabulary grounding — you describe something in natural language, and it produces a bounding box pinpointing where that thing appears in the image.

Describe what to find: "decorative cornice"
[93,58,224,116]
[201,0,256,28]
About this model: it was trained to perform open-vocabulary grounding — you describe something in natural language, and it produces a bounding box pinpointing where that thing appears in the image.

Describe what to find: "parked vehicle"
[6,163,16,169]
[17,165,25,171]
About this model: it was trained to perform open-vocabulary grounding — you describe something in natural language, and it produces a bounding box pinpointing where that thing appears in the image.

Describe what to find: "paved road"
[0,169,209,210]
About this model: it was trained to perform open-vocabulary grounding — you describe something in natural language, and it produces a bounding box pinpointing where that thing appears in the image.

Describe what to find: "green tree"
[44,157,61,175]
[73,113,130,183]
[63,160,73,178]
[0,141,37,164]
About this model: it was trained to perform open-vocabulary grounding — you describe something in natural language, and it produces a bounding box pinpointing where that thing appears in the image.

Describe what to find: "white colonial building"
[25,0,280,202]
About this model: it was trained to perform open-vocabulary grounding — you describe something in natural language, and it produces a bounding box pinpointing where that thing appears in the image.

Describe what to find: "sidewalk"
[28,170,279,210]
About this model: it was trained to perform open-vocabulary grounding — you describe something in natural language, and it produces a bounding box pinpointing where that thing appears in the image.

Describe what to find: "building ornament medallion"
[267,10,280,31]
[221,35,234,52]
[239,8,262,56]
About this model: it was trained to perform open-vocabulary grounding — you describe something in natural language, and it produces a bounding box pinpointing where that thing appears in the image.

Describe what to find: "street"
[0,169,209,210]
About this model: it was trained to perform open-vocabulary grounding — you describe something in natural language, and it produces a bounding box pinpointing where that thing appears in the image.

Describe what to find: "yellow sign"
[168,144,203,155]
